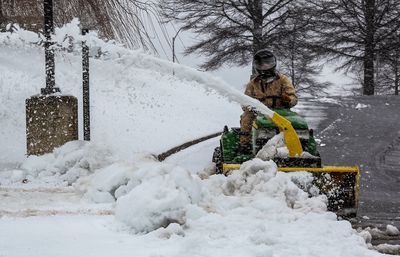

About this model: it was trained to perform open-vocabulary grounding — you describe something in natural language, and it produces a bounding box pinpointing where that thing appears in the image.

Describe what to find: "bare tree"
[274,3,331,94]
[159,0,297,70]
[375,32,400,95]
[0,0,171,54]
[307,0,400,95]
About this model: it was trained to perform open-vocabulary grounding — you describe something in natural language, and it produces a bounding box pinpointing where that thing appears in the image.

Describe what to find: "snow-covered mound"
[0,141,383,256]
[0,19,241,164]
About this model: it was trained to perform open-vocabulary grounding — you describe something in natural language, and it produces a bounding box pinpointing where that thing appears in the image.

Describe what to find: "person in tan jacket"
[240,49,297,152]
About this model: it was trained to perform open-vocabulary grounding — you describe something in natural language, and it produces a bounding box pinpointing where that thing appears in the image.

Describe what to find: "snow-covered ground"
[0,23,390,257]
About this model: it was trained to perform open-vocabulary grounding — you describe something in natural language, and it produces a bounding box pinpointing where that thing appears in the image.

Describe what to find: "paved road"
[299,96,400,246]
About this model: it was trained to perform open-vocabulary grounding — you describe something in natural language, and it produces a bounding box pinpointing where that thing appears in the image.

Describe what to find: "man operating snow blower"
[240,49,298,153]
[213,48,360,217]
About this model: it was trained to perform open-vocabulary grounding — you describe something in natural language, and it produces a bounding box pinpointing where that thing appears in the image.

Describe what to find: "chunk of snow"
[355,103,370,110]
[256,133,317,160]
[386,224,400,236]
[358,229,372,244]
[374,244,400,255]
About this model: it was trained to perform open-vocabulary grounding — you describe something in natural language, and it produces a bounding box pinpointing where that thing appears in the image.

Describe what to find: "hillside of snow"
[0,22,389,257]
[0,20,241,165]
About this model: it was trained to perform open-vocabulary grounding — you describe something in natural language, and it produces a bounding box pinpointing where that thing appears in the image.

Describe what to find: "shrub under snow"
[115,165,202,232]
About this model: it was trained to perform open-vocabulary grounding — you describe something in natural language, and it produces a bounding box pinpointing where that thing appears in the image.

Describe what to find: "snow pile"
[0,24,40,45]
[220,158,326,212]
[115,165,202,232]
[113,157,327,233]
[0,141,115,186]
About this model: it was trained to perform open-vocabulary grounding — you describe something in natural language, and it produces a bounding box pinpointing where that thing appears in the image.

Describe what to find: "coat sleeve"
[280,75,298,107]
[242,81,255,111]
[244,81,255,97]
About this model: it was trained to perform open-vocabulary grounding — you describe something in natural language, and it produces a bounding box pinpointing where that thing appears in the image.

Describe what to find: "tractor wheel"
[212,146,223,174]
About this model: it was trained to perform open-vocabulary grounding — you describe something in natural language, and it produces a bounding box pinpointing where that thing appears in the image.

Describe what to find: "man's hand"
[282,95,293,108]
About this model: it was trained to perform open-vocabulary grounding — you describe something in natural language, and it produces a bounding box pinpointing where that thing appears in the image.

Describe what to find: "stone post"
[26,95,78,156]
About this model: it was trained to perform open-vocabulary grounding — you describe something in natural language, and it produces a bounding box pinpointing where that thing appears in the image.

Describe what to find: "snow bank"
[0,141,115,187]
[112,157,328,233]
[0,124,384,257]
[0,20,241,163]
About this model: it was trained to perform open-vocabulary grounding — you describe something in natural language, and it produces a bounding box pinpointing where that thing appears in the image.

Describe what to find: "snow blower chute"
[212,108,360,217]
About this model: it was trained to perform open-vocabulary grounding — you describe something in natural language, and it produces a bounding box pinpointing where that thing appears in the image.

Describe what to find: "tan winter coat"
[240,74,297,145]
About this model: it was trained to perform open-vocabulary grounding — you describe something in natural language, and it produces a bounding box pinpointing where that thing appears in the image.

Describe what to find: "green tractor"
[212,108,360,217]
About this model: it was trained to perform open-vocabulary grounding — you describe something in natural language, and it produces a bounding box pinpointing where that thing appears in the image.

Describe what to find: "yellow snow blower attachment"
[212,109,360,217]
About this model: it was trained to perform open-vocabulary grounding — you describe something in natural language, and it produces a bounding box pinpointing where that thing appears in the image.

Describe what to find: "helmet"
[252,49,277,82]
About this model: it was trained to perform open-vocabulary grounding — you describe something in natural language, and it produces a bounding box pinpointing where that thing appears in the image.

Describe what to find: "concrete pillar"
[26,95,78,156]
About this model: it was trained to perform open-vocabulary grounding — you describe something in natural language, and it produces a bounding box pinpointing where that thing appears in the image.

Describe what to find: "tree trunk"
[363,0,375,95]
[251,0,263,54]
[0,1,3,23]
[290,36,295,87]
[395,59,399,95]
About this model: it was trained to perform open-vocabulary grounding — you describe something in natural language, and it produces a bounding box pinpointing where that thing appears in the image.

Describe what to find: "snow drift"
[0,19,241,164]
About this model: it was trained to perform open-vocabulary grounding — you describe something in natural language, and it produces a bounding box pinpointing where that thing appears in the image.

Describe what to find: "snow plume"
[0,19,272,118]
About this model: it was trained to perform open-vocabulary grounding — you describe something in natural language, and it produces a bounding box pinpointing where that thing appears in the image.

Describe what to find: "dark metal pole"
[41,0,60,95]
[172,36,176,64]
[82,29,90,141]
[172,27,183,76]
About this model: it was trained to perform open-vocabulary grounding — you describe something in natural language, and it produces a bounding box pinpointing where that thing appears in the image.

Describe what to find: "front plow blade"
[280,166,360,217]
[223,164,360,217]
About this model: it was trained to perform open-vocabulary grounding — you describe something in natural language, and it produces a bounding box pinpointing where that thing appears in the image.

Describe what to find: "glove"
[282,95,292,108]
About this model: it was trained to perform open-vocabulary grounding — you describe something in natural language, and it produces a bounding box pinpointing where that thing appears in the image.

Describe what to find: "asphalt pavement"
[297,96,400,246]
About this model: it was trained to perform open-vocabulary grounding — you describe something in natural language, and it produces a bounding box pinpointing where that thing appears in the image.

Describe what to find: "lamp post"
[82,28,91,141]
[172,27,184,63]
[25,0,78,156]
[172,27,183,75]
[41,0,60,95]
